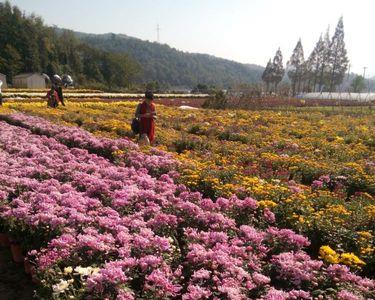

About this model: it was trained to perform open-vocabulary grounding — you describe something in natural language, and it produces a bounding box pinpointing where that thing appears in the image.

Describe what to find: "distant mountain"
[73,31,264,89]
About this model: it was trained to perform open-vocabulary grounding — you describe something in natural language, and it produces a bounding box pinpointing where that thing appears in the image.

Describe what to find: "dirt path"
[0,248,35,300]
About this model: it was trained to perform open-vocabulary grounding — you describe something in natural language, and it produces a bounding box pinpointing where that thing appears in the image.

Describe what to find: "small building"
[0,73,7,88]
[13,73,46,89]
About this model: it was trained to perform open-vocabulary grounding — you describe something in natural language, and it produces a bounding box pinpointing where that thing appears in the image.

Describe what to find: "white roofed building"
[0,73,7,89]
[13,73,46,88]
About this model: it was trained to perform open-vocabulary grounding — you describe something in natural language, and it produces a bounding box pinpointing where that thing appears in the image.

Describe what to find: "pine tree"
[271,48,284,92]
[308,34,325,92]
[328,17,349,91]
[318,28,331,92]
[302,58,313,92]
[262,59,273,93]
[287,39,304,95]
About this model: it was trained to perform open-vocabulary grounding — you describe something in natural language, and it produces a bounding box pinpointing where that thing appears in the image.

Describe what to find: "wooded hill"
[0,2,139,90]
[0,1,264,90]
[76,32,264,89]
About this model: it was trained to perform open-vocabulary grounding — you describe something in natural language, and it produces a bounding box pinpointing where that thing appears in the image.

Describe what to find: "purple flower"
[263,208,276,223]
[1,114,374,300]
[145,269,182,297]
[337,290,361,300]
[271,251,322,286]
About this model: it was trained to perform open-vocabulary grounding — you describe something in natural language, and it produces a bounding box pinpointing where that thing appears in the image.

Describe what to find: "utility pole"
[347,64,351,80]
[156,24,160,43]
[362,67,368,102]
[344,64,351,93]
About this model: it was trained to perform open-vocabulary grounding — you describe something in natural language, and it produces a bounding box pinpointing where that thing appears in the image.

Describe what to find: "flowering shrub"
[2,102,374,271]
[0,113,178,177]
[0,115,374,299]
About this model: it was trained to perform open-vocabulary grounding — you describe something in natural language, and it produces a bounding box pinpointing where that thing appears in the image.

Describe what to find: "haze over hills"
[2,0,375,92]
[1,0,265,91]
[72,31,265,89]
[67,31,375,92]
[2,1,265,90]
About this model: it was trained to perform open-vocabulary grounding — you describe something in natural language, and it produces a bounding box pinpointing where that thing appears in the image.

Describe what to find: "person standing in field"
[135,90,157,145]
[46,75,65,108]
[46,83,59,108]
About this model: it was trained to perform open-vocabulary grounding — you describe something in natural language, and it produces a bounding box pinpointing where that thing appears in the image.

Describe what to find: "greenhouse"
[299,92,375,101]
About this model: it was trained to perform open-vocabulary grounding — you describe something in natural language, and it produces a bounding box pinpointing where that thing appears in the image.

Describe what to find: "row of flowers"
[4,101,374,272]
[0,116,374,299]
[2,92,209,99]
[7,101,373,196]
[0,113,178,177]
[3,88,104,93]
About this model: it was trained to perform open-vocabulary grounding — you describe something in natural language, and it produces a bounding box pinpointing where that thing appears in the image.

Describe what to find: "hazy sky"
[6,0,375,76]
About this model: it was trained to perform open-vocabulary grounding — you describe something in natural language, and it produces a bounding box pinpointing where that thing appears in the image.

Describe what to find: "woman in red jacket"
[46,86,60,108]
[135,90,157,144]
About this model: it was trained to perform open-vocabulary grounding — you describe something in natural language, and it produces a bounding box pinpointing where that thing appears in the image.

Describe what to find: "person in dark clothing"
[57,85,65,106]
[46,75,65,108]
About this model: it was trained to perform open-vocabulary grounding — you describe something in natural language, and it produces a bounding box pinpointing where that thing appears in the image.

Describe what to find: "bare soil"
[0,248,35,300]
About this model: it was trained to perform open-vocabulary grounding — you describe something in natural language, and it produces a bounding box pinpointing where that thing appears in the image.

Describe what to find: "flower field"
[0,101,374,299]
[2,90,209,100]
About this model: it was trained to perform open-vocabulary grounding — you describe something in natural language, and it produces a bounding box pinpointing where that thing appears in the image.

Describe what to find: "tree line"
[0,1,264,91]
[0,1,139,90]
[0,2,354,93]
[262,17,349,95]
[79,33,264,89]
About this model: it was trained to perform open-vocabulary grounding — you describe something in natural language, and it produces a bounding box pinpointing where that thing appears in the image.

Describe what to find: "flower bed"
[2,91,209,99]
[0,113,178,177]
[2,102,374,273]
[0,117,374,299]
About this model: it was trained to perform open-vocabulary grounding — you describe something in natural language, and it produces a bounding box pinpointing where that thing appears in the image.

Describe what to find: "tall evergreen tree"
[262,59,273,93]
[328,17,349,91]
[271,48,284,92]
[301,57,313,92]
[318,28,331,92]
[308,34,325,91]
[287,39,305,95]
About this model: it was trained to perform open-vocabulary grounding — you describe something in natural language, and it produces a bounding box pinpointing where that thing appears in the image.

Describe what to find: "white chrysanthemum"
[74,266,99,276]
[52,279,70,294]
[64,266,73,274]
